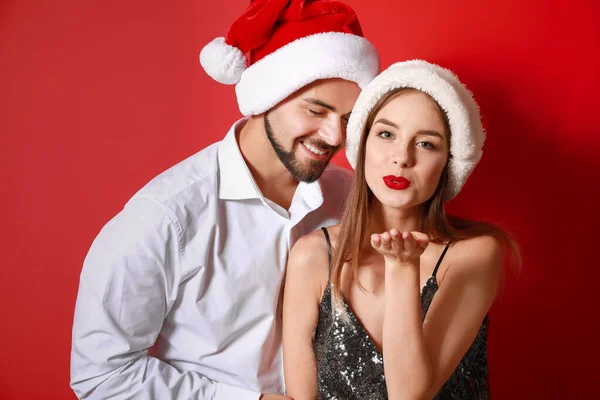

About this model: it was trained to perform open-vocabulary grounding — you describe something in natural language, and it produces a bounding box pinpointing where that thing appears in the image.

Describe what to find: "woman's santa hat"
[199,0,380,116]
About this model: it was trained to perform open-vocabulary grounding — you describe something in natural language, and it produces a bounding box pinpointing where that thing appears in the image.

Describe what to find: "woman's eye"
[417,141,435,149]
[378,131,393,139]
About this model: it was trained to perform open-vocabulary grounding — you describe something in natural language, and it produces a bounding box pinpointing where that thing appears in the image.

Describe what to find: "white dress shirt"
[70,119,352,399]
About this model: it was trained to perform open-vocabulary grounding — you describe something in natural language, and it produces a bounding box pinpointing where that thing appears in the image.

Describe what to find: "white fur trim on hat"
[235,32,380,116]
[199,37,247,85]
[345,60,485,201]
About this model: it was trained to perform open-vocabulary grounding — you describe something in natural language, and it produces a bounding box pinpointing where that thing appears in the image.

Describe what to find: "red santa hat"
[199,0,380,116]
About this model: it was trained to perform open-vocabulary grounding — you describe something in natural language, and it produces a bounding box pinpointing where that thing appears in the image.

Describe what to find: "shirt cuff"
[216,382,261,400]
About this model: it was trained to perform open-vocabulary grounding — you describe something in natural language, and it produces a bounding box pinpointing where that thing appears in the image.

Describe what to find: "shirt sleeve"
[70,197,260,400]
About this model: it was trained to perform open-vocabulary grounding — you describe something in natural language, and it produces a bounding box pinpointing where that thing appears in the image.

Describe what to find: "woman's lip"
[383,175,411,190]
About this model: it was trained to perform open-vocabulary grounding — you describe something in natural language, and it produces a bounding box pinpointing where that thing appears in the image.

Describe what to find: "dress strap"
[321,227,333,267]
[432,243,451,279]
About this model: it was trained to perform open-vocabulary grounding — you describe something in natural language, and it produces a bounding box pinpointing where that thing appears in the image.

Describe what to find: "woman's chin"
[375,194,414,210]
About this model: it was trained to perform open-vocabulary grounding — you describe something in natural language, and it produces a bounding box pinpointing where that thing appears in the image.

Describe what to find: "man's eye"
[309,109,324,116]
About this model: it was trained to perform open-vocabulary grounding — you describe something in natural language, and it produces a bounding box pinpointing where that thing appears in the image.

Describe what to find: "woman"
[282,60,519,399]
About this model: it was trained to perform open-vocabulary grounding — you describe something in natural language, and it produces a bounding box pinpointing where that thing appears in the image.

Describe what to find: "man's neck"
[237,116,299,210]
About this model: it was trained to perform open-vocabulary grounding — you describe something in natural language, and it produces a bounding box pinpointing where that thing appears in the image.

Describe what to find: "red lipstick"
[383,175,411,190]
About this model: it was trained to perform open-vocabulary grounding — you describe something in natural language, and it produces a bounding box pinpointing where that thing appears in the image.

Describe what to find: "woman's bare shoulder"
[288,225,340,287]
[292,225,341,254]
[443,235,504,284]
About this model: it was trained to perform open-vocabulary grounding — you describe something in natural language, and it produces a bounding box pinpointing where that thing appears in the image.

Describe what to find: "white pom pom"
[199,37,247,85]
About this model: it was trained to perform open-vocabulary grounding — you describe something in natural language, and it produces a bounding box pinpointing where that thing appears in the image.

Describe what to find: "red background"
[1,0,599,398]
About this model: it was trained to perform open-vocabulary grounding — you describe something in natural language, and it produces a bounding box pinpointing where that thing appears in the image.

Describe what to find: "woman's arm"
[420,235,502,398]
[282,232,330,400]
[374,230,432,399]
[374,231,502,400]
[384,259,432,399]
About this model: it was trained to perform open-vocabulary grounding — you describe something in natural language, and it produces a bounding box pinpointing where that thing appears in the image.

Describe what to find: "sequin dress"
[314,228,489,399]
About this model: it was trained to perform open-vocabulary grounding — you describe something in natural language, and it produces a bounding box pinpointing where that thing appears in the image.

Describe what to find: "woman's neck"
[367,198,424,235]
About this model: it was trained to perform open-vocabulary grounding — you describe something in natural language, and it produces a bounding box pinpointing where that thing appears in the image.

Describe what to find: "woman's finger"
[389,228,401,253]
[412,231,430,250]
[402,231,416,253]
[380,231,392,252]
[370,233,381,250]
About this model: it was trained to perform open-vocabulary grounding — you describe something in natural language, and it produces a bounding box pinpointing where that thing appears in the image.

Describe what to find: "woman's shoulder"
[445,235,504,282]
[288,225,340,286]
[292,225,341,253]
[452,234,502,259]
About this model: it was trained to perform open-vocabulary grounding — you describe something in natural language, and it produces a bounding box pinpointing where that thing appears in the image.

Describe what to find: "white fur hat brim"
[235,32,380,116]
[345,60,485,201]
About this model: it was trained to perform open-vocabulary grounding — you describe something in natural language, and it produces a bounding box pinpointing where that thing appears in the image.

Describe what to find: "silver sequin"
[313,277,490,399]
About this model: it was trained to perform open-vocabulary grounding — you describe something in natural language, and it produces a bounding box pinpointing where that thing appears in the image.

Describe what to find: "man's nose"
[318,117,344,148]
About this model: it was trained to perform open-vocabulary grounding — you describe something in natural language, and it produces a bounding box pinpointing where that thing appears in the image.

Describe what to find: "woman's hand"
[370,228,429,266]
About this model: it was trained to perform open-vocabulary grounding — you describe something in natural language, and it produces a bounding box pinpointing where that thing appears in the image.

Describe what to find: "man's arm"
[70,197,260,400]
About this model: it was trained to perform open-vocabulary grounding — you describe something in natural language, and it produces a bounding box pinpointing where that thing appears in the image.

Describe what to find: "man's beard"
[264,113,338,183]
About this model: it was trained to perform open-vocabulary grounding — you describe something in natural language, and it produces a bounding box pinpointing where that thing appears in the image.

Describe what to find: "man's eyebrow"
[303,97,336,112]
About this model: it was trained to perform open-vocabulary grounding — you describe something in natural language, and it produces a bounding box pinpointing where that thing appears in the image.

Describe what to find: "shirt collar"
[217,118,325,214]
[291,180,324,214]
[218,118,263,200]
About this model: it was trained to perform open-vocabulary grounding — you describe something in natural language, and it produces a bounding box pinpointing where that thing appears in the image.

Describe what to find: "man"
[70,0,379,398]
